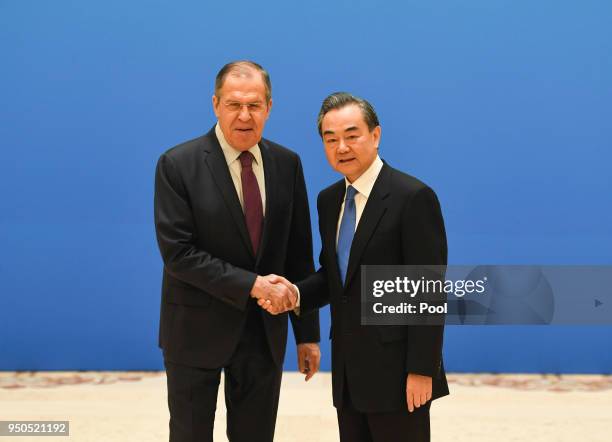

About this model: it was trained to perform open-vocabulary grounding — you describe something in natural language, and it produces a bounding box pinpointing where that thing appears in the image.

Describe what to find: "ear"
[212,95,220,118]
[373,125,381,148]
[264,98,273,120]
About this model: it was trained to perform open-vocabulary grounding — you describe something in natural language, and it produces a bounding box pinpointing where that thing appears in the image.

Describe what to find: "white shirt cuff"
[293,284,301,315]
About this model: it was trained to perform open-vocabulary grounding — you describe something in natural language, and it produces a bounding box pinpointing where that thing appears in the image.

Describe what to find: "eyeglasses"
[223,101,267,114]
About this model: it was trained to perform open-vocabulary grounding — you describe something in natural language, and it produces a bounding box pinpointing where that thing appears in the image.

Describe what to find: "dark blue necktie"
[337,186,357,284]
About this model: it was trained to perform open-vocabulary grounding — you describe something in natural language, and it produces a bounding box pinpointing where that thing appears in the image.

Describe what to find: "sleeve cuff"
[293,284,301,316]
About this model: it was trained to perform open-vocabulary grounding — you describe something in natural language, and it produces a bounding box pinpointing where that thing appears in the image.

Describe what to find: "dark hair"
[214,60,272,102]
[317,92,380,136]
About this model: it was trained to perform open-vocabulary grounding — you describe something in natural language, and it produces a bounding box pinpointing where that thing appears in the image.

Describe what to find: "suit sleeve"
[402,186,448,377]
[154,153,256,311]
[285,156,321,344]
[296,191,331,314]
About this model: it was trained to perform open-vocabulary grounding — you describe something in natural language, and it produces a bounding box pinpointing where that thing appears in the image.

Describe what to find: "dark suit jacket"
[298,162,449,413]
[154,126,320,369]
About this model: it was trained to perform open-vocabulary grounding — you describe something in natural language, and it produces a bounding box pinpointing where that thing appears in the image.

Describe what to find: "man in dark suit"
[262,92,448,441]
[154,61,320,442]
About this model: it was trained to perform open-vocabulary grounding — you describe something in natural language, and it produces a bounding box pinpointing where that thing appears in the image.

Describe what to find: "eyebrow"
[225,99,264,104]
[323,126,360,136]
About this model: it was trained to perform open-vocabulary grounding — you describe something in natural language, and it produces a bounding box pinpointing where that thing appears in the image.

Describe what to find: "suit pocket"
[376,326,408,343]
[165,284,212,308]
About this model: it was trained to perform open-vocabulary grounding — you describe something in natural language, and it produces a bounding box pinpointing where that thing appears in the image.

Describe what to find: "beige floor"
[1,372,611,441]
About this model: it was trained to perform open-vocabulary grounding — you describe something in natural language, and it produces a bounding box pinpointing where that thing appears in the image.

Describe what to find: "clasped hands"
[250,274,297,315]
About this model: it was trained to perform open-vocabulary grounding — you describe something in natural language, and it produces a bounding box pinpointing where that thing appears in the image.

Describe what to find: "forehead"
[321,104,367,133]
[219,71,267,101]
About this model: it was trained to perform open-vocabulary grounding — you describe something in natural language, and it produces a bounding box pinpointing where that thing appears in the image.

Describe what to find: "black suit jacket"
[154,126,319,368]
[298,162,449,413]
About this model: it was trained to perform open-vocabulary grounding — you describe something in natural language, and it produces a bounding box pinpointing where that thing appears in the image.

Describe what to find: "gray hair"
[317,92,380,137]
[214,60,272,102]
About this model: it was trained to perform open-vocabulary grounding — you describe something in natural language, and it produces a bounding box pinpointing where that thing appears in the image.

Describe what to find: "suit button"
[341,296,348,304]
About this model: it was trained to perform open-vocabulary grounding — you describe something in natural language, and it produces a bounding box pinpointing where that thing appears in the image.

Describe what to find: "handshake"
[250,274,298,315]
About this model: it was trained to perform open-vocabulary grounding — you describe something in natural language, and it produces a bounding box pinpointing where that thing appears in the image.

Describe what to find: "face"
[321,104,381,182]
[212,70,272,151]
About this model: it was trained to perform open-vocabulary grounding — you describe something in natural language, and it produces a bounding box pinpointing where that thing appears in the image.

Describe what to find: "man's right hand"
[251,274,297,314]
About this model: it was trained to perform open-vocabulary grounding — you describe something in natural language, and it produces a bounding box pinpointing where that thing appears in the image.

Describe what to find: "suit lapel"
[202,129,255,258]
[343,164,391,289]
[256,139,277,266]
[323,181,346,291]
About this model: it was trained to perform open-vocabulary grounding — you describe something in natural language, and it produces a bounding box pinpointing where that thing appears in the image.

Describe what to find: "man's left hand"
[297,343,320,381]
[406,373,432,412]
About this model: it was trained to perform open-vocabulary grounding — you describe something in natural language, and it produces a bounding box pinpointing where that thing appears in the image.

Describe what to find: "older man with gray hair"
[154,61,321,442]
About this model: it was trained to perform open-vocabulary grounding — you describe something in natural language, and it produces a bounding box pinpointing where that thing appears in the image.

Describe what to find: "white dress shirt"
[335,155,384,244]
[215,123,266,212]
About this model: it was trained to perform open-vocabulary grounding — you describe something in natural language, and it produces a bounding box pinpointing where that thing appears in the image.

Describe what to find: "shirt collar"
[345,155,383,198]
[215,123,262,167]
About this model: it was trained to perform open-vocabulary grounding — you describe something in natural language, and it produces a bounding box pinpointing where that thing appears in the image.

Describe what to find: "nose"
[238,105,252,122]
[337,139,350,154]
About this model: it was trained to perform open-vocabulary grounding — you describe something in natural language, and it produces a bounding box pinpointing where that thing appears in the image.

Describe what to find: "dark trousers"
[164,300,282,442]
[337,375,431,442]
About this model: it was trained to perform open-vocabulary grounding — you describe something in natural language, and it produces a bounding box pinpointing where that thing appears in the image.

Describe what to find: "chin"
[230,137,256,150]
[337,164,360,177]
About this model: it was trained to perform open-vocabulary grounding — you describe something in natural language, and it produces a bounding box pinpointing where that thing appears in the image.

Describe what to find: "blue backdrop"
[1,1,611,372]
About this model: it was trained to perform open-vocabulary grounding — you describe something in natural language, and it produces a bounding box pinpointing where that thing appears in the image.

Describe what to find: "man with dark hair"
[154,60,321,442]
[263,92,448,441]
